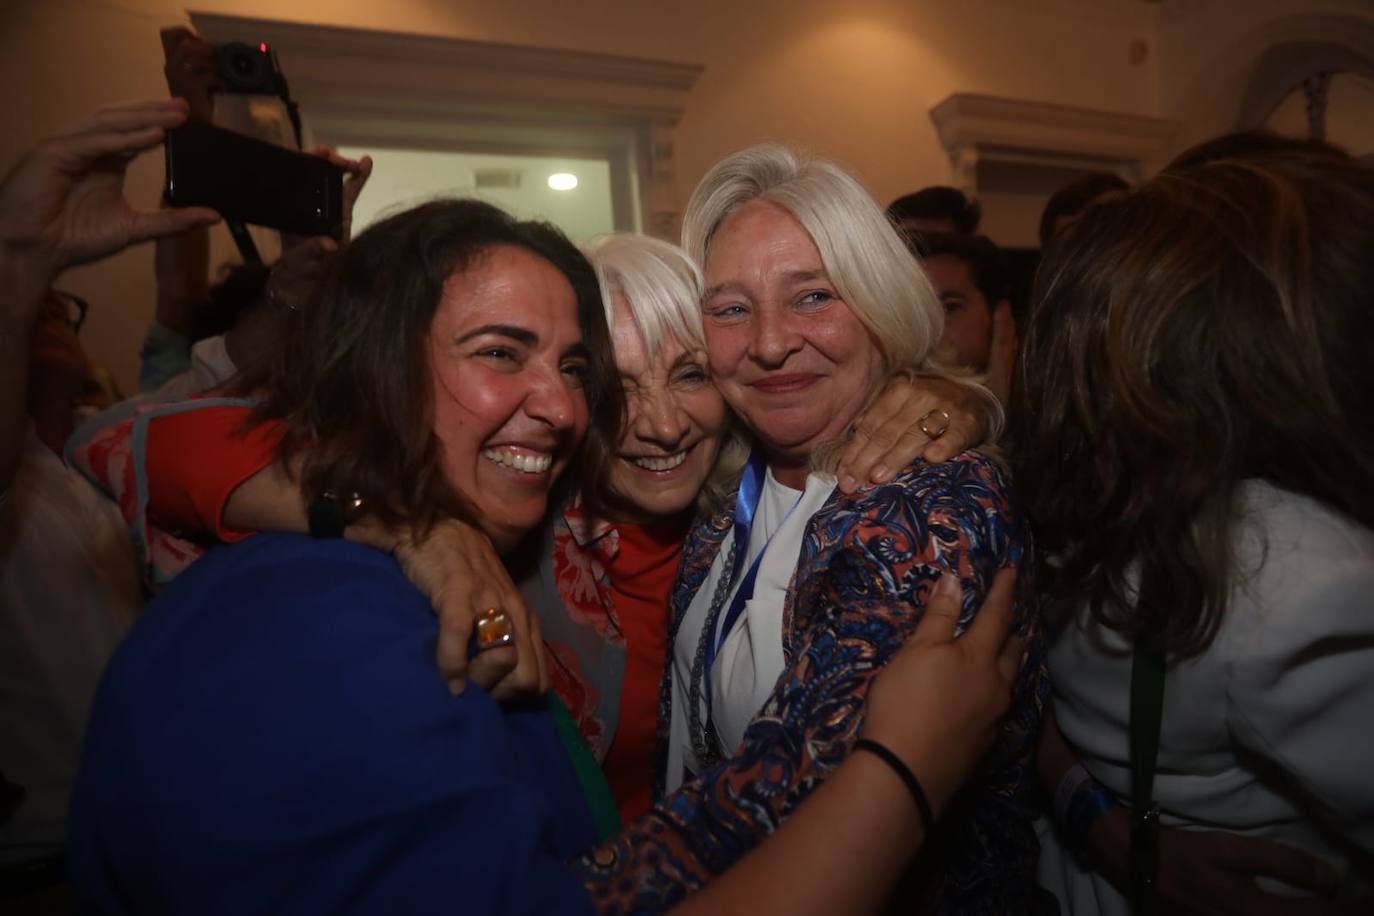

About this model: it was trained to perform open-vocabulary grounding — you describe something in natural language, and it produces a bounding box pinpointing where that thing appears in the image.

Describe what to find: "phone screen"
[165,121,343,238]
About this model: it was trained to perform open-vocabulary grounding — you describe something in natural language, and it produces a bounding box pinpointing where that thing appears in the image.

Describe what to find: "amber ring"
[917,408,951,440]
[474,607,515,651]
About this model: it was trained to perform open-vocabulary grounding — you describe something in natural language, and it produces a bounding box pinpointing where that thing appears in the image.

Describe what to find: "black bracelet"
[307,493,346,539]
[854,738,936,838]
[307,490,364,539]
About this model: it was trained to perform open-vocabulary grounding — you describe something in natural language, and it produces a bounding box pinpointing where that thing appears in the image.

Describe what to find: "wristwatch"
[307,489,364,539]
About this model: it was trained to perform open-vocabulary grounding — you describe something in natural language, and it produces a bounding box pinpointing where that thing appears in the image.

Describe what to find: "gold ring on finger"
[475,607,515,652]
[917,408,951,440]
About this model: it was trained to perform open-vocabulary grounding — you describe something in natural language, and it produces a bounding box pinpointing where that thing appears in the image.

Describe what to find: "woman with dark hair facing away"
[1022,140,1374,913]
[6,101,1022,914]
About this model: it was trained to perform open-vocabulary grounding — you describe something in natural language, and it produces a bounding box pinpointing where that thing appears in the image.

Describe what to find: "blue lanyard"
[700,449,803,726]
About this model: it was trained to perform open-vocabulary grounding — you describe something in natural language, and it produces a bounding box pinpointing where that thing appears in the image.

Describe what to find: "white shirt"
[1038,480,1374,912]
[1,428,140,864]
[667,468,835,789]
[155,334,239,398]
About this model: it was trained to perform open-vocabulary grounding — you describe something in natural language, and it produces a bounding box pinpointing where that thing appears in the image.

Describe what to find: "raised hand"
[0,99,219,281]
[300,146,373,243]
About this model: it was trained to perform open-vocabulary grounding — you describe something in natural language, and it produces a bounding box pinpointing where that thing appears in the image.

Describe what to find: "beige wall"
[5,0,1369,392]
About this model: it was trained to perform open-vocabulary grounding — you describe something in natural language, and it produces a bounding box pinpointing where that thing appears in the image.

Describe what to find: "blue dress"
[69,534,598,915]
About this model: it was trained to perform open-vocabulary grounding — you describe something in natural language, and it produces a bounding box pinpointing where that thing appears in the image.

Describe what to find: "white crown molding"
[930,93,1178,185]
[932,93,1178,163]
[189,12,703,121]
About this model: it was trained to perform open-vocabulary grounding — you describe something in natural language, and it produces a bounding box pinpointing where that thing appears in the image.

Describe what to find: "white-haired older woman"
[515,232,738,824]
[571,146,1051,914]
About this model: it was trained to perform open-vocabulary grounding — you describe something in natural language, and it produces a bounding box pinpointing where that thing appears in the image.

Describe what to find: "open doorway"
[339,147,617,243]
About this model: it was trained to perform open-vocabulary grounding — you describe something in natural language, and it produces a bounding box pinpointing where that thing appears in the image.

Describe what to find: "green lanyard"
[548,694,622,841]
[1129,623,1167,916]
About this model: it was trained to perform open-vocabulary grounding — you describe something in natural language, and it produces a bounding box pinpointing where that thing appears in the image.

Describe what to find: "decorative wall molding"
[190,12,704,236]
[190,13,703,118]
[929,93,1178,188]
[1236,39,1374,132]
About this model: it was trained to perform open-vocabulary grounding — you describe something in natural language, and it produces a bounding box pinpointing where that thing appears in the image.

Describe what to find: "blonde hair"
[681,144,1002,472]
[585,233,749,512]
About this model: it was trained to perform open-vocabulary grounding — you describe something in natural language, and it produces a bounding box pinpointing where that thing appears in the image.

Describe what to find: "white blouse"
[154,334,239,398]
[666,468,835,790]
[1038,480,1374,912]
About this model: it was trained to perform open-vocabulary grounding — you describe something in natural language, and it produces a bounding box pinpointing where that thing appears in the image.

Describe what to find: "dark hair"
[916,232,1007,307]
[1166,129,1350,171]
[1037,172,1130,247]
[258,199,620,533]
[1012,139,1374,657]
[886,186,981,235]
[189,262,270,343]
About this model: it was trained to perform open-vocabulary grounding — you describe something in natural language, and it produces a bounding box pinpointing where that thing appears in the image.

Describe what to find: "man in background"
[918,233,1016,404]
[887,185,981,238]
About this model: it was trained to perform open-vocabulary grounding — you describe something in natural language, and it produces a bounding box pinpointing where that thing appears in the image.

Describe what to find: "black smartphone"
[164,120,343,238]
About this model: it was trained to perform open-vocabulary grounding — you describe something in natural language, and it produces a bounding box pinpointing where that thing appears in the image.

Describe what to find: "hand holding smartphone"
[164,120,344,239]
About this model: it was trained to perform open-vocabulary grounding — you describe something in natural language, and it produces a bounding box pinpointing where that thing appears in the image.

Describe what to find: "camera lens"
[216,42,271,93]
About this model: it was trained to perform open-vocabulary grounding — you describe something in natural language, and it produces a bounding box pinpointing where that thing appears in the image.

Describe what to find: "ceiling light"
[548,173,578,191]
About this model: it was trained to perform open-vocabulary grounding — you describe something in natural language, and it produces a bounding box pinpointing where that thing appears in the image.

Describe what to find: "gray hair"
[587,233,704,354]
[681,144,1003,471]
[585,233,749,511]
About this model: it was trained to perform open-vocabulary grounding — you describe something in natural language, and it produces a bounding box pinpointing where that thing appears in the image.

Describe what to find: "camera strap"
[225,219,262,266]
[1129,621,1167,915]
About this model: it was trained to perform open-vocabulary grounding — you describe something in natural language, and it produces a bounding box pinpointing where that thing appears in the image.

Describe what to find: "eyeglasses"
[52,290,89,335]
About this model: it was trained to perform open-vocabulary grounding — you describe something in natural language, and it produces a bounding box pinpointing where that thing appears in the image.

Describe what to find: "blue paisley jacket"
[573,450,1054,914]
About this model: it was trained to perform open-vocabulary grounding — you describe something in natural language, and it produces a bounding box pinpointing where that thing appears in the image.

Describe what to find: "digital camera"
[215,41,280,95]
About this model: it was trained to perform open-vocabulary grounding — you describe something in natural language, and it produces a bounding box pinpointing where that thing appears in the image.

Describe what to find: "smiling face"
[428,245,590,551]
[602,293,726,524]
[701,200,885,481]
